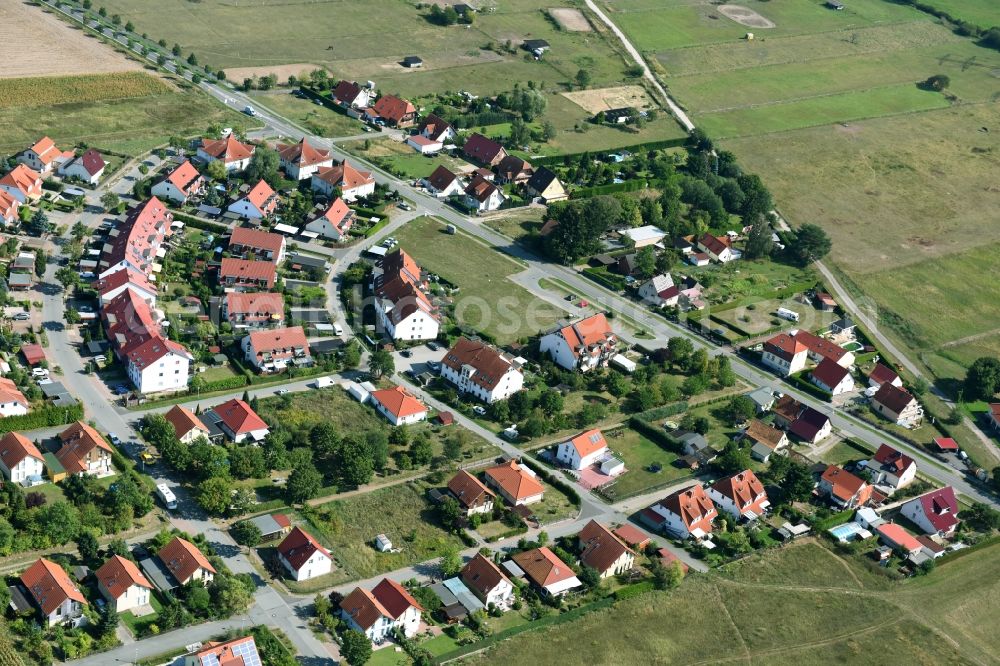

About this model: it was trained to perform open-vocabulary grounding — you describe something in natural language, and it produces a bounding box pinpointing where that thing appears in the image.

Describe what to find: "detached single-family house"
[525,167,568,203]
[762,333,808,376]
[810,358,855,395]
[707,470,769,522]
[223,291,285,329]
[460,553,513,610]
[795,330,855,368]
[158,536,216,586]
[185,636,261,666]
[311,161,376,202]
[229,227,286,263]
[422,166,465,198]
[417,113,456,143]
[555,429,608,470]
[219,258,277,290]
[697,233,737,263]
[58,149,106,184]
[463,133,507,166]
[447,470,495,516]
[340,578,423,643]
[277,527,333,582]
[511,547,581,597]
[151,160,205,204]
[0,164,44,202]
[18,137,72,173]
[900,486,959,537]
[277,138,333,180]
[197,134,255,173]
[0,431,45,485]
[0,191,19,226]
[56,421,113,477]
[818,465,872,509]
[642,485,717,541]
[539,313,617,372]
[872,384,923,428]
[464,174,505,212]
[371,94,416,127]
[578,520,635,578]
[0,378,29,417]
[369,386,428,426]
[789,407,832,444]
[164,405,210,443]
[332,80,373,109]
[305,198,354,240]
[866,444,917,490]
[484,460,544,506]
[495,155,533,185]
[20,558,87,626]
[638,274,679,307]
[227,179,279,219]
[95,555,153,614]
[207,398,270,443]
[440,337,524,404]
[743,419,788,462]
[868,363,902,389]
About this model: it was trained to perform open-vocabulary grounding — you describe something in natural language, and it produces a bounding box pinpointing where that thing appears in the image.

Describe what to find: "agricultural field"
[0,2,142,78]
[0,72,254,156]
[471,539,1000,665]
[393,216,568,344]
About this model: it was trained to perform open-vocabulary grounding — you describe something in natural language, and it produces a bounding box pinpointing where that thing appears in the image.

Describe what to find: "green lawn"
[119,592,164,637]
[915,0,1000,28]
[247,91,365,138]
[601,426,690,499]
[820,439,875,466]
[0,74,255,156]
[302,482,465,581]
[394,216,568,345]
[713,298,838,337]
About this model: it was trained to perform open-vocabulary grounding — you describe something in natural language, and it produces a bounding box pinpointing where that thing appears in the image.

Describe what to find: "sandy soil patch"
[561,85,655,114]
[550,8,592,32]
[718,5,776,29]
[0,3,142,79]
[224,63,320,82]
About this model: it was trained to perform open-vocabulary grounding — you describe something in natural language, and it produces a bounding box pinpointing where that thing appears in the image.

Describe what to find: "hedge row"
[812,508,856,532]
[170,211,230,234]
[521,459,581,506]
[614,580,655,601]
[582,267,627,292]
[198,373,251,393]
[629,416,682,455]
[571,178,663,199]
[936,535,1000,566]
[531,136,688,167]
[785,371,833,403]
[633,401,689,423]
[0,403,84,434]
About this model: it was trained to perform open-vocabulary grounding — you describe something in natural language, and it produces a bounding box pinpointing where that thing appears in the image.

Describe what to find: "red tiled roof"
[219,258,277,288]
[557,313,615,358]
[164,405,209,440]
[56,421,112,474]
[0,431,43,471]
[231,226,284,256]
[484,460,544,501]
[73,149,106,177]
[820,465,870,504]
[744,419,785,449]
[764,333,807,361]
[21,558,87,616]
[511,547,576,588]
[372,94,416,123]
[463,133,506,164]
[125,336,191,369]
[225,291,284,322]
[425,165,459,191]
[794,330,849,363]
[277,526,331,571]
[332,80,364,104]
[873,383,916,414]
[158,536,216,583]
[441,337,519,392]
[711,470,768,515]
[447,469,494,509]
[933,437,959,451]
[313,162,374,191]
[95,555,152,599]
[698,233,731,256]
[20,343,45,365]
[417,113,454,141]
[340,587,390,631]
[909,486,959,533]
[578,520,633,573]
[200,134,254,163]
[872,444,915,473]
[655,484,716,534]
[868,363,899,386]
[213,398,268,435]
[164,160,202,196]
[877,523,922,553]
[1,164,43,196]
[243,179,279,215]
[460,553,511,598]
[101,197,171,273]
[278,139,330,168]
[246,326,309,358]
[612,524,650,548]
[0,377,28,409]
[464,174,500,203]
[370,386,427,419]
[96,269,156,299]
[811,357,851,389]
[312,198,353,232]
[567,429,608,458]
[372,577,423,618]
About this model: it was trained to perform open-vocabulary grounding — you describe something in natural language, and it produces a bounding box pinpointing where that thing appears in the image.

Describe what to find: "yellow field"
[0,72,172,109]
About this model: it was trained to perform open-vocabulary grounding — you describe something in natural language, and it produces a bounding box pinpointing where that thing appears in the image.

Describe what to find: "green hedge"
[936,535,999,566]
[633,402,689,423]
[531,137,688,167]
[571,178,660,199]
[812,509,856,532]
[171,211,229,234]
[0,403,84,434]
[629,416,683,455]
[582,267,627,292]
[521,459,581,505]
[785,371,833,403]
[198,374,251,392]
[614,580,655,601]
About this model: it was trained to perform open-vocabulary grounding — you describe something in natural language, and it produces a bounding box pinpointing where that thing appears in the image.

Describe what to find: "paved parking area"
[393,342,445,378]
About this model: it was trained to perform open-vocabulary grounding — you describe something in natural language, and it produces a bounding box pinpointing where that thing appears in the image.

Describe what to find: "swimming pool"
[828,522,863,542]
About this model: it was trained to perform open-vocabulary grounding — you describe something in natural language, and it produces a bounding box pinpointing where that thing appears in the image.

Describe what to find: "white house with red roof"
[375,250,440,341]
[421,165,465,198]
[511,547,581,597]
[331,80,373,109]
[228,179,279,219]
[20,558,87,626]
[95,555,152,614]
[460,553,513,609]
[311,161,375,201]
[539,313,617,372]
[304,198,354,241]
[761,332,808,376]
[241,326,312,373]
[164,405,210,444]
[810,357,855,395]
[18,137,72,174]
[556,429,608,470]
[638,274,679,307]
[371,94,417,127]
[865,444,917,490]
[124,336,193,395]
[0,164,44,203]
[97,197,171,278]
[278,138,333,180]
[868,363,902,389]
[277,527,332,581]
[223,291,285,329]
[900,486,959,537]
[464,174,506,212]
[229,226,286,263]
[417,113,456,143]
[219,258,277,290]
[439,337,524,404]
[697,233,738,263]
[483,460,544,506]
[708,470,769,522]
[58,148,106,184]
[872,383,923,428]
[407,135,443,155]
[578,520,635,578]
[197,134,255,172]
[340,578,424,642]
[463,133,507,166]
[151,160,205,204]
[0,378,29,417]
[369,386,428,426]
[0,191,19,227]
[207,398,270,443]
[876,523,923,557]
[643,484,717,541]
[0,431,44,485]
[818,465,872,509]
[96,268,157,307]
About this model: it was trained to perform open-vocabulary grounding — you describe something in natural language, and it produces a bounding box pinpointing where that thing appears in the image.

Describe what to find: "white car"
[94,355,107,364]
[31,368,49,378]
[473,406,487,416]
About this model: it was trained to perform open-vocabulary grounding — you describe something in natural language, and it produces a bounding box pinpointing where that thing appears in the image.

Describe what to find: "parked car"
[31,368,49,378]
[275,388,290,395]
[400,349,412,358]
[94,355,107,364]
[13,312,29,321]
[426,341,439,351]
[473,406,487,416]
[109,433,121,446]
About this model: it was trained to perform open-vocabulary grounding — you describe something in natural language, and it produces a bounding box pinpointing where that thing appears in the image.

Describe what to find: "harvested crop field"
[0,72,171,109]
[549,7,592,31]
[717,4,775,28]
[0,3,142,78]
[561,85,654,114]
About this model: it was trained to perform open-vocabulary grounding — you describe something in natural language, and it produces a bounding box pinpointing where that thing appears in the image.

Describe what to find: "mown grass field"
[394,216,568,344]
[247,90,365,138]
[600,426,690,498]
[470,539,999,665]
[916,0,1000,28]
[0,72,253,155]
